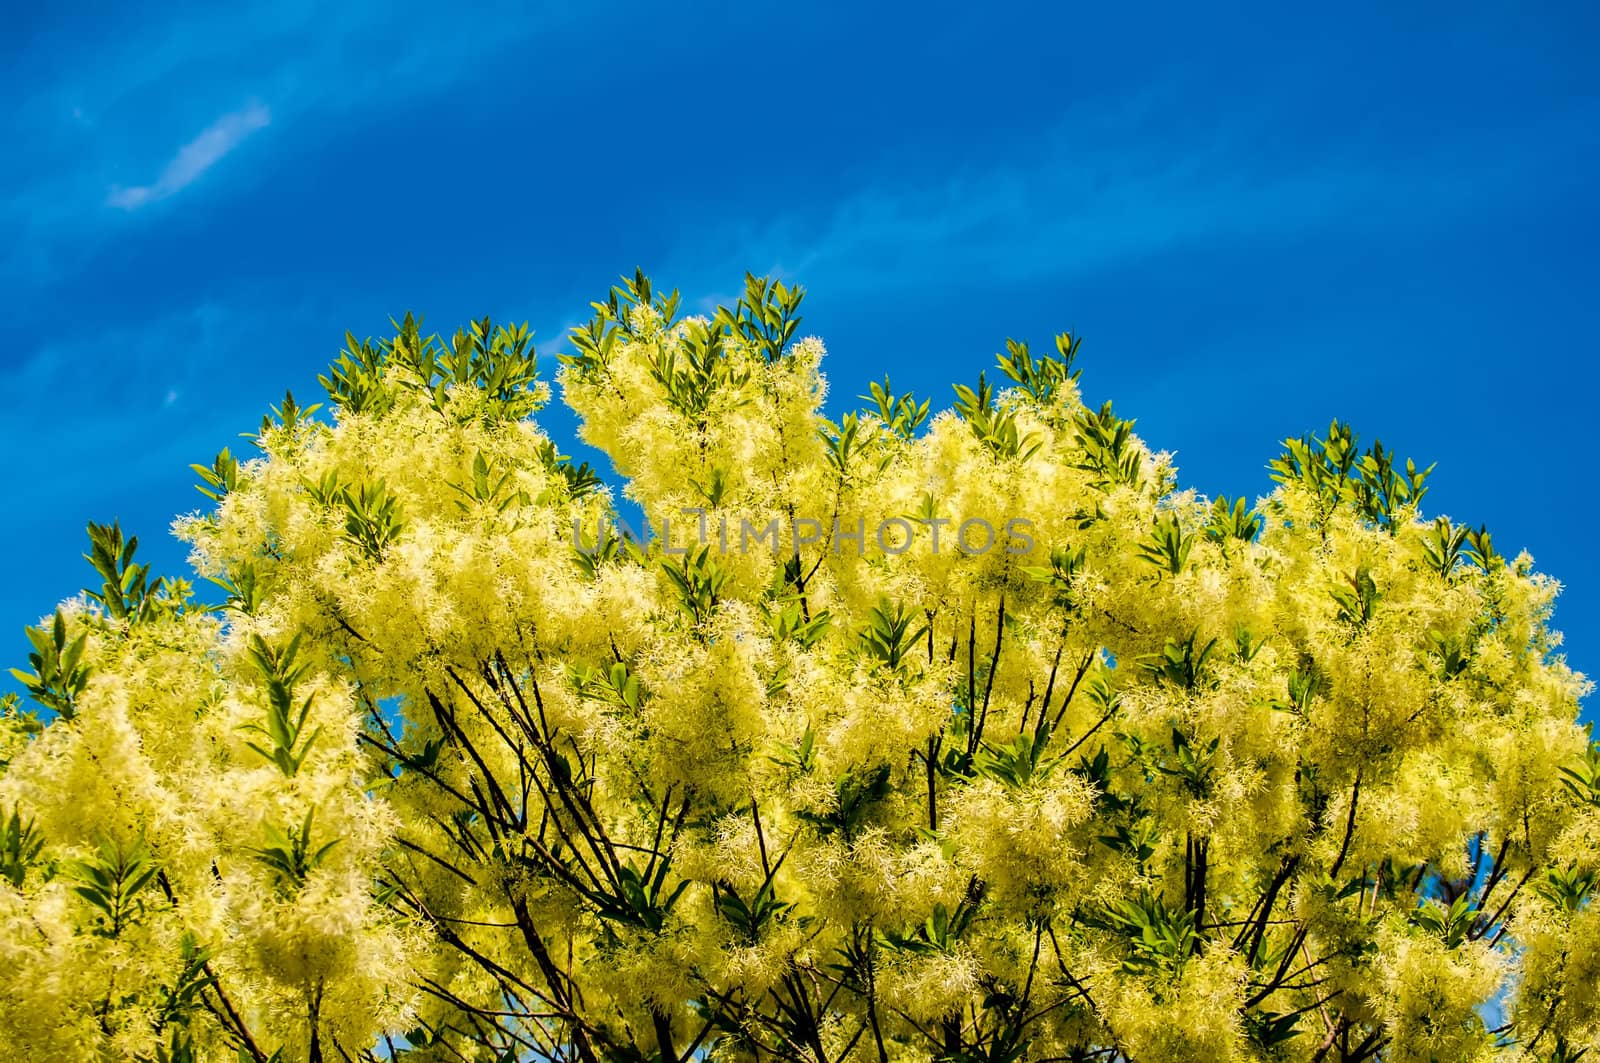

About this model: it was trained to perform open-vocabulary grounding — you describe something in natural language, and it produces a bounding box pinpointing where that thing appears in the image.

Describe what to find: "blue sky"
[4,2,1598,703]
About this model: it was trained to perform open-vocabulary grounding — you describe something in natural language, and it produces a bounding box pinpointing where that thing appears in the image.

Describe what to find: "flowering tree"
[3,272,1598,1063]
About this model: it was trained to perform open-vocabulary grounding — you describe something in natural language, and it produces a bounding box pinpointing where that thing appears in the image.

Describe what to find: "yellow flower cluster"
[0,273,1594,1062]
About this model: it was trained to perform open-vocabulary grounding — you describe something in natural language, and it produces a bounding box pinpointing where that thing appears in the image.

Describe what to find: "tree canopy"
[2,272,1597,1063]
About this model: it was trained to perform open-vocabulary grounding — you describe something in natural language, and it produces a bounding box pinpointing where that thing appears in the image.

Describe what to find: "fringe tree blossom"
[1,273,1596,1062]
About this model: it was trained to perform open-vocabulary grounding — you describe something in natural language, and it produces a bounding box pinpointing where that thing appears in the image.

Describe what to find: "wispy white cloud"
[4,3,566,287]
[667,91,1587,303]
[682,157,1354,298]
[106,101,271,210]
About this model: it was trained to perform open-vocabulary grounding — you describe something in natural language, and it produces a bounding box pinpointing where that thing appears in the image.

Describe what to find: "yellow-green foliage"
[2,273,1596,1062]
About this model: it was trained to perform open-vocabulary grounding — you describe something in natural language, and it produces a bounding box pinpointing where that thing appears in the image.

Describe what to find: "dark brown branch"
[971,596,1005,754]
[1328,765,1363,880]
[1047,650,1097,734]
